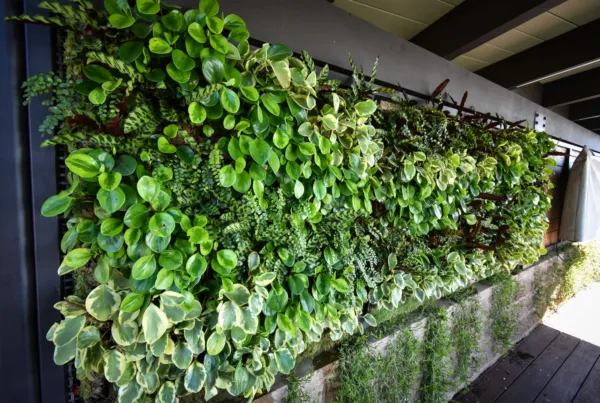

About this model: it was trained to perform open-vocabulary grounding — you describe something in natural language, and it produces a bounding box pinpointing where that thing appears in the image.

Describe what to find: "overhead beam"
[577,117,600,131]
[570,98,600,121]
[478,19,600,89]
[543,67,600,107]
[410,0,566,60]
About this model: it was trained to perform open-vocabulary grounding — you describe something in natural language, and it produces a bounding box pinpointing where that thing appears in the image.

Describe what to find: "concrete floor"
[543,282,600,347]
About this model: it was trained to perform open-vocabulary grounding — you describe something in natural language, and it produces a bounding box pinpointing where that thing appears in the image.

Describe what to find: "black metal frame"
[1,0,65,402]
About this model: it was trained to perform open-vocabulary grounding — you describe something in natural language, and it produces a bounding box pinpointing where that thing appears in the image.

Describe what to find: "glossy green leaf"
[109,14,136,29]
[99,172,122,191]
[132,254,157,280]
[172,49,196,71]
[83,65,113,83]
[186,254,208,278]
[267,44,293,61]
[137,0,160,14]
[220,87,240,113]
[217,249,238,270]
[149,37,172,54]
[249,138,270,165]
[137,176,160,202]
[42,195,73,217]
[97,188,126,213]
[202,56,225,84]
[65,153,100,178]
[188,22,207,43]
[118,41,143,63]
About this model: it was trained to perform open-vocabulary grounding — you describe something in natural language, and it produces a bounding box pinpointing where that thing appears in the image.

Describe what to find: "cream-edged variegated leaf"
[218,301,241,330]
[241,308,258,334]
[184,361,207,393]
[184,319,205,354]
[103,349,126,382]
[142,303,169,344]
[77,326,101,349]
[117,381,143,403]
[53,315,85,347]
[115,362,136,387]
[157,381,176,403]
[150,332,169,357]
[53,338,77,365]
[111,320,138,346]
[172,341,194,369]
[85,285,121,321]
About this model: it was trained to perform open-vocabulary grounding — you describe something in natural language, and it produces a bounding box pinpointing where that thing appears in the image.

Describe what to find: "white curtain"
[559,147,600,242]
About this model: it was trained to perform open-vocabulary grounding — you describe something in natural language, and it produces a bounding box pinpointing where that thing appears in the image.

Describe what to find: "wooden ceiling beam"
[577,117,600,131]
[477,19,600,89]
[570,98,600,122]
[410,0,566,61]
[543,67,600,107]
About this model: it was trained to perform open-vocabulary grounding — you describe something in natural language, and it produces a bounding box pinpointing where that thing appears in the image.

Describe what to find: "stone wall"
[254,253,561,403]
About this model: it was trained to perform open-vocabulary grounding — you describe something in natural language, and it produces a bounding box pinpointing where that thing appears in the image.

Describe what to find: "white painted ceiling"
[333,0,600,80]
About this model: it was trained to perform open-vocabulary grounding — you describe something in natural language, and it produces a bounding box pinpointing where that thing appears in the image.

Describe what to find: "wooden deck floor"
[454,324,600,403]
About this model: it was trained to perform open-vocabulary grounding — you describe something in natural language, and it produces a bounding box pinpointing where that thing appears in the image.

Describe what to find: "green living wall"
[9,0,555,401]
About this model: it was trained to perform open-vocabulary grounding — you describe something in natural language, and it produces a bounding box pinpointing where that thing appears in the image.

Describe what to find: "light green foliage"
[421,307,453,403]
[334,336,379,403]
[285,373,314,403]
[490,273,520,353]
[451,295,482,386]
[12,0,555,401]
[378,327,422,403]
[535,241,600,317]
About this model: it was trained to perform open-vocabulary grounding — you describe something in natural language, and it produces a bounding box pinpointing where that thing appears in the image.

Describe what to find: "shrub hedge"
[9,0,555,401]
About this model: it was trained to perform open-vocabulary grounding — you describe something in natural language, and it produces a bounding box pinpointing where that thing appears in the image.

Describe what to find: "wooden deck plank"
[454,325,560,403]
[495,333,580,403]
[533,341,600,403]
[573,354,600,403]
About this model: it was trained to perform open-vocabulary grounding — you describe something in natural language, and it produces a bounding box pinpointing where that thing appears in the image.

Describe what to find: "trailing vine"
[452,295,482,386]
[421,307,453,403]
[490,273,520,353]
[535,241,600,317]
[8,0,555,401]
[378,326,422,403]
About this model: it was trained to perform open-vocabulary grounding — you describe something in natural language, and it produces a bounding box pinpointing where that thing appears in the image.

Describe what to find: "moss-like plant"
[535,241,600,317]
[490,273,520,352]
[8,0,555,401]
[421,307,453,403]
[452,295,482,386]
[378,326,422,403]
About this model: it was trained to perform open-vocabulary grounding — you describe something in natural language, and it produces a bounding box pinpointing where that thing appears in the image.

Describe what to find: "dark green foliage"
[10,0,556,401]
